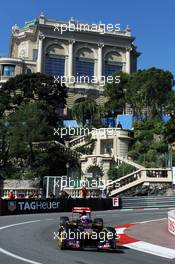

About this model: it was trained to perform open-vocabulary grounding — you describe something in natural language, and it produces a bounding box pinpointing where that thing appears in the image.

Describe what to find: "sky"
[0,0,174,76]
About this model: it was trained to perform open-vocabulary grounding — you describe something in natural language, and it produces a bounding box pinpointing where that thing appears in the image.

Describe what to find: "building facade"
[0,14,140,116]
[68,127,132,179]
[80,128,132,180]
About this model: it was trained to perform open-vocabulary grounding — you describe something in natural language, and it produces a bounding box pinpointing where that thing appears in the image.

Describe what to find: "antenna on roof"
[126,25,131,31]
[70,17,75,23]
[40,11,44,17]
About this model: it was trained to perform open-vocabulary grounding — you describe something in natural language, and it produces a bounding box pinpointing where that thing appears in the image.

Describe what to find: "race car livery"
[56,207,117,250]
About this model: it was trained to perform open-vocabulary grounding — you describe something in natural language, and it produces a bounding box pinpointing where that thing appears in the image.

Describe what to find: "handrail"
[69,135,86,144]
[105,169,142,188]
[114,156,145,169]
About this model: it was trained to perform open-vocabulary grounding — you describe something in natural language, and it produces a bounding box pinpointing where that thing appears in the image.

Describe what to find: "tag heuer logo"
[8,201,17,211]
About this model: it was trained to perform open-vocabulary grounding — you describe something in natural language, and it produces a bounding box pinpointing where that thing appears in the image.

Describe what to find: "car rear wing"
[72,207,92,213]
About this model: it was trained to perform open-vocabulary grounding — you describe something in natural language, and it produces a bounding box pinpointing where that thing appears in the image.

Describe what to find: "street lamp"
[111,110,115,127]
[168,145,173,168]
[66,162,70,179]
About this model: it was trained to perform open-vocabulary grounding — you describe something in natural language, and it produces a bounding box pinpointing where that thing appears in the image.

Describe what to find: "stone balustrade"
[64,168,173,198]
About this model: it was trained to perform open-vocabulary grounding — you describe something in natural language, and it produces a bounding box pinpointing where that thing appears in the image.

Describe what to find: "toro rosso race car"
[56,207,117,250]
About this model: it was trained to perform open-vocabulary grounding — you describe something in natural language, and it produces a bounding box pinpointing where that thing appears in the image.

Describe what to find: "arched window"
[75,48,94,81]
[2,65,15,77]
[26,68,32,74]
[45,44,65,77]
[104,51,122,77]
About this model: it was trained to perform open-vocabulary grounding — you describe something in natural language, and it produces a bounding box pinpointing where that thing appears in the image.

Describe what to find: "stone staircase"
[32,140,82,158]
[114,156,145,170]
[105,168,172,196]
[54,140,83,157]
[52,132,173,197]
[68,135,87,149]
[68,135,95,150]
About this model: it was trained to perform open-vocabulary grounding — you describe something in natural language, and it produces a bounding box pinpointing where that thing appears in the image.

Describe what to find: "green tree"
[164,91,175,118]
[128,120,168,167]
[6,101,80,179]
[164,116,175,143]
[104,72,129,115]
[0,120,9,177]
[126,68,174,118]
[8,102,50,160]
[6,102,50,178]
[72,98,97,125]
[108,163,135,181]
[0,73,79,180]
[0,73,67,127]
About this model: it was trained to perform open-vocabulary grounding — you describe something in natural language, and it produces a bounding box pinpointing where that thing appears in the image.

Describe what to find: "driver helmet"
[80,211,89,223]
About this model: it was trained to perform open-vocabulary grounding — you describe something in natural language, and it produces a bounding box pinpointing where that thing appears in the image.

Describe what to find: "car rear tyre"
[60,216,69,227]
[102,226,116,249]
[93,218,104,229]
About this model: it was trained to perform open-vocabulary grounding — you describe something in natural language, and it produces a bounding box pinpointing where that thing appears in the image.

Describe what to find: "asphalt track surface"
[0,209,174,264]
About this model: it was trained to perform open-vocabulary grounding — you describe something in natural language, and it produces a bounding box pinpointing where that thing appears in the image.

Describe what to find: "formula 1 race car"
[56,207,117,250]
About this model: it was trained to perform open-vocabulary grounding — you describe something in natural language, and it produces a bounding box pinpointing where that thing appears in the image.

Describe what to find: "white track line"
[116,227,125,234]
[0,220,41,230]
[127,241,175,259]
[0,220,43,263]
[138,218,167,224]
[0,248,42,264]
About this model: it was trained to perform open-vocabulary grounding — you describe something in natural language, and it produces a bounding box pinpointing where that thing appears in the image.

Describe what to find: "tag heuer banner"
[0,198,119,215]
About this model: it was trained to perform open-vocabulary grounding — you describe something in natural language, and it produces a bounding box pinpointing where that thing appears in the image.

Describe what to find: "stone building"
[68,127,132,180]
[0,14,140,116]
